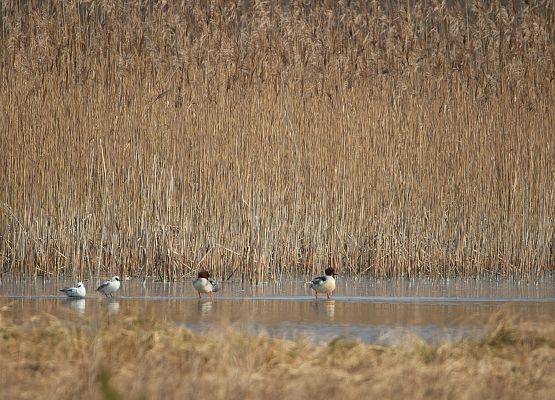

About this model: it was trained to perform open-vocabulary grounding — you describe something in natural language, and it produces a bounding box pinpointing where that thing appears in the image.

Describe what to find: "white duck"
[59,282,86,298]
[308,267,337,299]
[96,276,121,298]
[193,270,219,299]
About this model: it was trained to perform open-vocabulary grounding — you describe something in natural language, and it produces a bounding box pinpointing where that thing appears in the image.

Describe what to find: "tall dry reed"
[0,0,554,280]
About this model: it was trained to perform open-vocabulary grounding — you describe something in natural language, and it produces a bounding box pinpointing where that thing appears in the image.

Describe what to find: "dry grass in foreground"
[0,311,553,400]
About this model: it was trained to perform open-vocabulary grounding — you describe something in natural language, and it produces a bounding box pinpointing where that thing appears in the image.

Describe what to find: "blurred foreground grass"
[0,309,553,400]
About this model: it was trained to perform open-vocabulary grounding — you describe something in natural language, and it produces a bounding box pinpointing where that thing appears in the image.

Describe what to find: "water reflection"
[63,298,86,315]
[198,300,213,319]
[310,300,336,321]
[325,300,335,321]
[106,300,120,315]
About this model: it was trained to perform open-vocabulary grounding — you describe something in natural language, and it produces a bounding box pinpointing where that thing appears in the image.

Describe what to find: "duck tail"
[209,279,220,292]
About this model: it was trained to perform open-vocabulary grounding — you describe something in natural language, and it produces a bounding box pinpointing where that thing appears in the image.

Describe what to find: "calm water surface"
[1,277,553,344]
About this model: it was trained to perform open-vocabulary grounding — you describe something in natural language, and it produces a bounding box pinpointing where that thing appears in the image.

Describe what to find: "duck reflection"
[325,300,335,321]
[106,300,120,315]
[197,300,213,319]
[310,299,336,321]
[63,298,86,315]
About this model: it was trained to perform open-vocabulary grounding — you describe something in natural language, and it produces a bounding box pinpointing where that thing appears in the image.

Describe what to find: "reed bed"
[0,310,553,400]
[0,0,554,280]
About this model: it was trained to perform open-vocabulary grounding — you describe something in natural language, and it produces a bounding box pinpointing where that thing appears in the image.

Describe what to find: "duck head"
[197,270,210,279]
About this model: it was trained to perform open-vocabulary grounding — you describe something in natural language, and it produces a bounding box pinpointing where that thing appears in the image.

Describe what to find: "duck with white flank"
[193,270,219,299]
[308,267,337,299]
[59,282,86,298]
[96,276,121,298]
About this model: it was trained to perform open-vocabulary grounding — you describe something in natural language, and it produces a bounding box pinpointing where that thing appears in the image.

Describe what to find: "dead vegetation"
[0,310,553,400]
[0,1,553,280]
